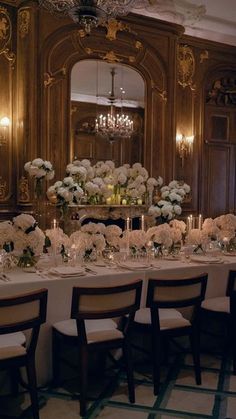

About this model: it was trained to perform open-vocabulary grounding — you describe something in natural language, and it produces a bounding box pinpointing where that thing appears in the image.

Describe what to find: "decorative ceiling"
[132,0,236,46]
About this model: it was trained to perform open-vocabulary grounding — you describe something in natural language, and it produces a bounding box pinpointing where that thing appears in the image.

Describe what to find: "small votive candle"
[106,197,112,205]
[122,198,127,205]
[137,198,143,205]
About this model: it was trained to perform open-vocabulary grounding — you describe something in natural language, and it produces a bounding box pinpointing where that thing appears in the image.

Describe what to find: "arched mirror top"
[70,59,145,166]
[71,60,145,108]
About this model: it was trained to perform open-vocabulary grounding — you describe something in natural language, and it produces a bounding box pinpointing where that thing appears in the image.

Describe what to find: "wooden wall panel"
[203,145,230,217]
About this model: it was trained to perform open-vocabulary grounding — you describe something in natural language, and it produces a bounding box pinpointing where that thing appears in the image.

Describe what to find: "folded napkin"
[118,261,149,270]
[49,266,86,277]
[190,255,223,264]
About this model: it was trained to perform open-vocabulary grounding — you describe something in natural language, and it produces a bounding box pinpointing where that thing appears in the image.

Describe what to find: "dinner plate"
[223,252,236,257]
[190,255,223,264]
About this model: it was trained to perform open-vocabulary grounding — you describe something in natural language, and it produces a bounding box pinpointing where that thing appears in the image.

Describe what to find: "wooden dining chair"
[52,279,142,417]
[201,269,236,372]
[134,273,208,395]
[0,288,48,419]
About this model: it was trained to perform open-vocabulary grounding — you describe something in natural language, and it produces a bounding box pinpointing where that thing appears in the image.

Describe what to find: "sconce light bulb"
[0,117,10,127]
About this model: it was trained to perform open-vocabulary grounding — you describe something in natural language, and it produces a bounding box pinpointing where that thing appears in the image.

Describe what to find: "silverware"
[84,267,97,275]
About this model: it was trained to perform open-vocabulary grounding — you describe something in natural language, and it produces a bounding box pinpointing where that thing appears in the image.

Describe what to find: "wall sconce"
[0,117,10,146]
[176,133,194,167]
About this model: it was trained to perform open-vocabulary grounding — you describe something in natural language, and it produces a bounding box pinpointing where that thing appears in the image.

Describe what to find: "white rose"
[32,158,44,167]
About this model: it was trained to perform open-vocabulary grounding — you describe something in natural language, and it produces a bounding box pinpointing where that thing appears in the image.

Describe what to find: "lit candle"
[198,214,202,230]
[51,219,58,230]
[140,214,145,231]
[125,217,131,231]
[189,214,193,230]
[122,198,127,205]
[137,198,143,205]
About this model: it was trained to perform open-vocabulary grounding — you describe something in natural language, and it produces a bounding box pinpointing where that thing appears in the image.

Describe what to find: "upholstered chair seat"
[0,332,26,360]
[53,318,124,343]
[134,307,190,329]
[201,296,229,313]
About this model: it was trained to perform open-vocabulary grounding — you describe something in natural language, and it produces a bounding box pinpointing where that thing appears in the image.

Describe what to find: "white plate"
[223,252,236,257]
[190,255,223,264]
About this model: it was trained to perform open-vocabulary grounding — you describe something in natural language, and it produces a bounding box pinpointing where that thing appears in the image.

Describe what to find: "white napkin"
[49,266,86,277]
[118,260,149,270]
[190,255,223,264]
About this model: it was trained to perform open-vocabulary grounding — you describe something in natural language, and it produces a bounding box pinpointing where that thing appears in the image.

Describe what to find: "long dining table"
[1,254,236,385]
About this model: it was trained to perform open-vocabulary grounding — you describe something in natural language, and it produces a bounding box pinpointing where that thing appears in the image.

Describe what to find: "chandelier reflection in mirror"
[39,0,137,34]
[95,68,134,143]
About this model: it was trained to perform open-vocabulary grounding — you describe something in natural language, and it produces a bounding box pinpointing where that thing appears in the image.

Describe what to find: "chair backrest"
[71,280,142,320]
[226,270,236,316]
[0,288,48,335]
[146,274,208,310]
[226,270,236,297]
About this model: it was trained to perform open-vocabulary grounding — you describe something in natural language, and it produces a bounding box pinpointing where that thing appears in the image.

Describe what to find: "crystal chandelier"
[95,68,134,143]
[39,0,137,34]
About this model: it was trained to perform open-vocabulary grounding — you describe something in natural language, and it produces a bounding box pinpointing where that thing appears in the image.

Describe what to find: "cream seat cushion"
[0,332,26,360]
[134,308,190,330]
[201,296,229,313]
[53,319,124,343]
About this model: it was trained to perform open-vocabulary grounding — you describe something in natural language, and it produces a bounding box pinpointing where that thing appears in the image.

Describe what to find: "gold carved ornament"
[0,6,16,68]
[18,9,30,39]
[18,176,30,203]
[0,176,7,200]
[44,67,67,87]
[177,44,195,90]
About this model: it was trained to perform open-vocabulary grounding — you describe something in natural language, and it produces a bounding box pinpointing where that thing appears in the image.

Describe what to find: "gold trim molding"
[44,67,67,87]
[18,9,30,38]
[177,44,195,90]
[0,6,16,67]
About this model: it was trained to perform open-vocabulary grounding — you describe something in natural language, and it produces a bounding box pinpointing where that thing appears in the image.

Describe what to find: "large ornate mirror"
[70,60,145,166]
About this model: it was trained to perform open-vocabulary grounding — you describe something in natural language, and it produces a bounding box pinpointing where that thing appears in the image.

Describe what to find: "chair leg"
[10,368,19,396]
[123,340,135,404]
[152,333,161,395]
[190,329,201,385]
[79,346,88,417]
[26,357,39,419]
[52,330,61,387]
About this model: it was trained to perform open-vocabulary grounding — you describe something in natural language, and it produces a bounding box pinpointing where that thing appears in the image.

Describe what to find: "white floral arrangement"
[45,227,70,252]
[70,230,106,261]
[0,221,15,251]
[104,225,123,249]
[47,177,84,215]
[120,230,147,254]
[148,180,190,222]
[11,214,45,266]
[24,158,55,198]
[146,224,173,250]
[202,214,236,250]
[186,228,209,252]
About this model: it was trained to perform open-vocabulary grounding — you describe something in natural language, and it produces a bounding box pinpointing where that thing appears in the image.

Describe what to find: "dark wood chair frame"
[201,269,236,373]
[143,274,208,395]
[52,280,143,417]
[0,288,48,419]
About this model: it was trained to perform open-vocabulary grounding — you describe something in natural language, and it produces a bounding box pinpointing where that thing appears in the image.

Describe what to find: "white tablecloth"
[1,255,236,384]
